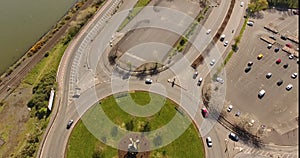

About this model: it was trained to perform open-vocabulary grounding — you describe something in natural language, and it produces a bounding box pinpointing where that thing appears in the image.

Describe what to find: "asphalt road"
[38,0,297,158]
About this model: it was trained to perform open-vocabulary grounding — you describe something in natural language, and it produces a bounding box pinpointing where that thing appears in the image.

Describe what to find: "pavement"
[39,0,298,158]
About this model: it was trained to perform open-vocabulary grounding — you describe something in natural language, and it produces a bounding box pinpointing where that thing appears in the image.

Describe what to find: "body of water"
[0,0,78,74]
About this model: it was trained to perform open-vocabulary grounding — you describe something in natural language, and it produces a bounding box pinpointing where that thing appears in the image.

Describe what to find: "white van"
[258,89,265,98]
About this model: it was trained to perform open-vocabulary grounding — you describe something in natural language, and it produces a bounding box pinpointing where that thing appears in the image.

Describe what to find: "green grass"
[67,91,205,158]
[117,0,151,31]
[22,43,67,86]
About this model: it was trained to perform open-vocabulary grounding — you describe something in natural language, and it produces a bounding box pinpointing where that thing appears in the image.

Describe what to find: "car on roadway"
[224,41,229,46]
[289,54,294,59]
[66,119,74,129]
[283,63,288,69]
[227,105,233,112]
[216,77,224,84]
[276,58,281,64]
[291,73,297,79]
[277,80,283,86]
[266,72,272,79]
[201,107,209,118]
[244,66,251,73]
[197,77,203,86]
[286,84,293,91]
[206,29,211,34]
[258,89,265,99]
[274,47,280,52]
[257,54,263,60]
[210,59,216,66]
[247,61,253,66]
[229,133,239,142]
[193,71,198,79]
[145,78,153,84]
[206,137,213,147]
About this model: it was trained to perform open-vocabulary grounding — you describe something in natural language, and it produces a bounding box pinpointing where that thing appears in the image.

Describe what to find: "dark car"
[281,35,287,40]
[283,63,288,69]
[245,66,251,73]
[66,120,74,129]
[277,80,283,86]
[229,133,239,142]
[247,61,253,66]
[274,47,280,52]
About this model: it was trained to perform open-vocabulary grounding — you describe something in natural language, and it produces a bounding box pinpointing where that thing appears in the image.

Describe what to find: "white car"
[216,77,224,84]
[291,73,297,79]
[266,72,272,79]
[193,71,198,79]
[197,77,203,86]
[224,41,229,46]
[289,54,294,59]
[258,89,265,98]
[286,84,293,91]
[210,59,216,66]
[227,105,233,112]
[206,29,212,34]
[240,2,244,7]
[206,137,213,147]
[145,78,153,84]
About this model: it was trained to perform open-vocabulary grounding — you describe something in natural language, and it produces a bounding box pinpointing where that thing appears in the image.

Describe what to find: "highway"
[39,0,249,157]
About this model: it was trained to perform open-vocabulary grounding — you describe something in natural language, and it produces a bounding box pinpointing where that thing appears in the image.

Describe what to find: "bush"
[125,120,134,131]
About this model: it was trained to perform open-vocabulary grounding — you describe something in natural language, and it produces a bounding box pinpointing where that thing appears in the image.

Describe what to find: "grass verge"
[67,91,205,158]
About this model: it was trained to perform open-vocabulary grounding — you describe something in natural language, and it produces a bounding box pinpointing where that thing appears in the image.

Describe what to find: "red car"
[286,43,292,48]
[201,108,209,118]
[276,58,281,64]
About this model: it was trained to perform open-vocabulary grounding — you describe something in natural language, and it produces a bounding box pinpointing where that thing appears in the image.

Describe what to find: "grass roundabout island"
[67,91,205,158]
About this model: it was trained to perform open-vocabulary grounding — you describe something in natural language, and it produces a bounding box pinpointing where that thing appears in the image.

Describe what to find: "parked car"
[289,54,294,59]
[227,105,233,112]
[145,78,153,84]
[201,108,209,118]
[283,63,289,69]
[206,137,213,147]
[269,35,276,40]
[247,21,254,26]
[66,119,74,129]
[286,43,292,48]
[258,89,265,99]
[240,2,244,7]
[220,34,225,41]
[267,44,272,49]
[274,47,279,52]
[286,84,293,91]
[291,73,297,79]
[206,29,212,34]
[235,111,241,117]
[277,80,283,86]
[216,77,224,84]
[257,54,263,60]
[197,77,203,86]
[281,35,287,40]
[210,59,216,66]
[245,66,251,73]
[247,61,253,66]
[229,133,239,142]
[266,72,272,79]
[276,58,281,64]
[224,41,229,46]
[193,71,198,79]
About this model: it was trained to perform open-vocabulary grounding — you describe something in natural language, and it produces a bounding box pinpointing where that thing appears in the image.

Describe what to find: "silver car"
[210,59,216,66]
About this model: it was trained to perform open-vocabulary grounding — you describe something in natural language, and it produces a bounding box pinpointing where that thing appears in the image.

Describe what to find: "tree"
[248,0,268,13]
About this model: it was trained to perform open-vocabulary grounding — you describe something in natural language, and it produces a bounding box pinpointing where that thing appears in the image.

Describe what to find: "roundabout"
[67,91,205,157]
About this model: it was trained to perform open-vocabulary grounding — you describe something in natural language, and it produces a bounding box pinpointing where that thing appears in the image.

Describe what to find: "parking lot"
[224,10,298,145]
